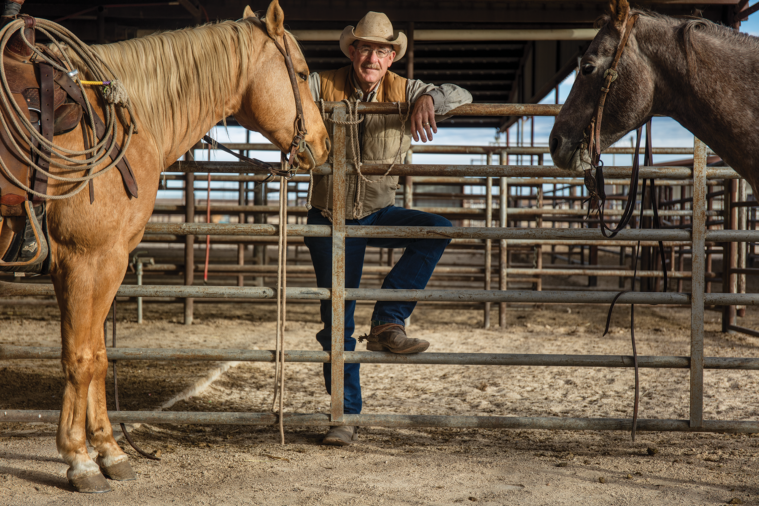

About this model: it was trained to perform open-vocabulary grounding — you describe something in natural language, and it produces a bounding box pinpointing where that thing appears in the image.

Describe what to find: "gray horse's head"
[549,0,655,171]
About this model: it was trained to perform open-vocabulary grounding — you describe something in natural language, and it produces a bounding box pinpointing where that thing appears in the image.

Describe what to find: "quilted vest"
[311,65,409,220]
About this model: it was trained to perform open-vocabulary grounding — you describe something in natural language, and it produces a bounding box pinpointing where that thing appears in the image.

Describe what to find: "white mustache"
[361,64,381,70]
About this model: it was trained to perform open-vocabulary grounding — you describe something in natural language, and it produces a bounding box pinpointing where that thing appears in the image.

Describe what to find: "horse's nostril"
[550,136,560,155]
[324,137,332,153]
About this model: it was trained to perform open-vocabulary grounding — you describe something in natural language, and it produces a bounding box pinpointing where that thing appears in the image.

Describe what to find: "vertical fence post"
[738,179,747,317]
[330,103,347,423]
[722,179,737,332]
[484,153,492,328]
[403,150,413,210]
[690,137,707,428]
[404,149,413,328]
[499,150,508,328]
[184,152,195,326]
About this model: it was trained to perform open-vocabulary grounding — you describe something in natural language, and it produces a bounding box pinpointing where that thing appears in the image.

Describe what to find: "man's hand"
[410,95,437,143]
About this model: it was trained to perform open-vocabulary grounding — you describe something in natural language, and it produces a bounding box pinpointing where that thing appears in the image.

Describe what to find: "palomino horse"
[549,0,759,196]
[0,0,328,493]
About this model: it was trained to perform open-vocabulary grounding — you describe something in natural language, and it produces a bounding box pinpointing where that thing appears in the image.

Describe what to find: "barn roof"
[30,1,747,129]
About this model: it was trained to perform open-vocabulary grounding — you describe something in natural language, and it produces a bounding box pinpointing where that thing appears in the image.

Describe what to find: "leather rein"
[202,24,309,181]
[581,13,671,442]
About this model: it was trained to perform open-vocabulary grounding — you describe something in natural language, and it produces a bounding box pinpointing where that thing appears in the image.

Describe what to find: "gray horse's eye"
[582,64,596,76]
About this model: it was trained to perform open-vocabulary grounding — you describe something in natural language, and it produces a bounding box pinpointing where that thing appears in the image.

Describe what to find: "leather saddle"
[0,15,138,274]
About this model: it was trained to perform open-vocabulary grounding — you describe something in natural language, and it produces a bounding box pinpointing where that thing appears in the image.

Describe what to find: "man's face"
[348,41,396,90]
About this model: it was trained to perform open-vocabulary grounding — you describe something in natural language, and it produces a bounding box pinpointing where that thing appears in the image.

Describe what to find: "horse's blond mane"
[72,20,259,161]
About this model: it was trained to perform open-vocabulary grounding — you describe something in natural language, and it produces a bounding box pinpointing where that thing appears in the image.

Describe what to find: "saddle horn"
[2,0,24,19]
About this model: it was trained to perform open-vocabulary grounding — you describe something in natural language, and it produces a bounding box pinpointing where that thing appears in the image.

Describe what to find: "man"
[305,11,472,445]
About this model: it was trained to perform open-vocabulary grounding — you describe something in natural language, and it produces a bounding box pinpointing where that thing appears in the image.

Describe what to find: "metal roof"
[27,1,746,129]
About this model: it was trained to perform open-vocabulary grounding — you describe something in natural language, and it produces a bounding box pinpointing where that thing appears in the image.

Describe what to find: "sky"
[168,8,759,201]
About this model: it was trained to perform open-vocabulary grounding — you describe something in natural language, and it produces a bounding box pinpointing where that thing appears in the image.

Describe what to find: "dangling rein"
[582,12,669,442]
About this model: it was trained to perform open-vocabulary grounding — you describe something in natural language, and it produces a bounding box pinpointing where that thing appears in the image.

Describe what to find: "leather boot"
[323,426,358,446]
[361,323,430,354]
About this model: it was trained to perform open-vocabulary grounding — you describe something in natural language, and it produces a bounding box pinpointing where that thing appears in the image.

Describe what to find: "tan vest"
[311,66,410,220]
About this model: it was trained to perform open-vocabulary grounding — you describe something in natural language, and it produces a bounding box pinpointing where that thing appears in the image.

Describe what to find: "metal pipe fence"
[2,102,755,434]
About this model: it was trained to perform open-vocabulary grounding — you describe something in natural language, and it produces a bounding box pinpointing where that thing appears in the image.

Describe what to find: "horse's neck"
[643,21,759,180]
[159,97,243,167]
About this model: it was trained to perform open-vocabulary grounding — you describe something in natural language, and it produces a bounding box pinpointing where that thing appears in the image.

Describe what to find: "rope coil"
[0,17,137,200]
[317,98,410,217]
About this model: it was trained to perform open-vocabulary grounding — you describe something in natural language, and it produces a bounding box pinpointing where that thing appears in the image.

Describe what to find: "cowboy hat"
[339,12,407,61]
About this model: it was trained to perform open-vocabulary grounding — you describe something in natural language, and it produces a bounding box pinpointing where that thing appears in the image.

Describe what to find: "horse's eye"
[582,64,596,76]
[298,72,308,81]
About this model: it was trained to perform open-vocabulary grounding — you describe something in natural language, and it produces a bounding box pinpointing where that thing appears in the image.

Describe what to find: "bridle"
[583,12,639,234]
[581,12,671,442]
[204,19,312,181]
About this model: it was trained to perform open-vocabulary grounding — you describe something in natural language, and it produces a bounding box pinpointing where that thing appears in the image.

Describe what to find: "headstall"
[205,20,311,181]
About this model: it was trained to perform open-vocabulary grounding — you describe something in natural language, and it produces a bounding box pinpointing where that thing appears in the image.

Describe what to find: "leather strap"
[31,62,53,203]
[81,113,95,204]
[589,14,639,166]
[53,71,138,199]
[268,30,308,168]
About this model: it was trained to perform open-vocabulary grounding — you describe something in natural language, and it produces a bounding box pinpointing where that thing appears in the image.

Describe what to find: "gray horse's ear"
[609,0,630,27]
[265,0,285,38]
[242,6,256,19]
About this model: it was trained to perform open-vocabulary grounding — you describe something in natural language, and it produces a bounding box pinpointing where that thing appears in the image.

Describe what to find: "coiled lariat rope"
[317,98,410,217]
[0,17,137,200]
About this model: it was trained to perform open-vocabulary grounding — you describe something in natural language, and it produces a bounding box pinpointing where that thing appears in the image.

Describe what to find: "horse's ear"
[242,6,256,19]
[608,0,630,28]
[265,0,285,38]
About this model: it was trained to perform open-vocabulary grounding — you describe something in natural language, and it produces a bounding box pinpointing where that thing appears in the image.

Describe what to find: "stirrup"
[0,200,49,269]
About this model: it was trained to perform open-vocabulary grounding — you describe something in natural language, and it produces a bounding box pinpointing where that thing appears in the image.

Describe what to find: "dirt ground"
[1,296,759,505]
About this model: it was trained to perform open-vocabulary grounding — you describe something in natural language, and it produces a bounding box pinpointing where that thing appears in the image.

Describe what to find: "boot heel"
[366,342,386,352]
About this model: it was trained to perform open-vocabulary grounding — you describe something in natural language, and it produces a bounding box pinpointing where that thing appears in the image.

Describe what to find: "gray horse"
[550,0,759,196]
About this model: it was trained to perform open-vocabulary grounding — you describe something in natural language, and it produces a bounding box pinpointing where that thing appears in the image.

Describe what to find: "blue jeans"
[304,205,452,414]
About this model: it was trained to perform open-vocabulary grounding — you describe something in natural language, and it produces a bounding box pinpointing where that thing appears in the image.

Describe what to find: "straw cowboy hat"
[339,12,407,61]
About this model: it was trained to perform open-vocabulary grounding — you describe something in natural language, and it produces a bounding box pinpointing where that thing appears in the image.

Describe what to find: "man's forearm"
[407,80,473,115]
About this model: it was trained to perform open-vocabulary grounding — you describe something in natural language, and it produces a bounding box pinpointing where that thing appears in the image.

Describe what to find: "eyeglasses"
[356,46,392,58]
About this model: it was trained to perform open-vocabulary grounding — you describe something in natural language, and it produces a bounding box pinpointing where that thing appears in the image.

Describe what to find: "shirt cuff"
[424,89,444,113]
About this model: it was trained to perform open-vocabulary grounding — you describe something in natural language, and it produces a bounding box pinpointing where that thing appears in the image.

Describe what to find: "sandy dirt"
[1,298,759,505]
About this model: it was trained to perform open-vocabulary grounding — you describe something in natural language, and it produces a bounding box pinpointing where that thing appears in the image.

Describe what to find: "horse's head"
[234,0,330,171]
[549,0,654,172]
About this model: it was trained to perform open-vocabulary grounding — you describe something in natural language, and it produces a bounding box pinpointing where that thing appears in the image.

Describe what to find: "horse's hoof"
[100,460,137,481]
[69,472,112,493]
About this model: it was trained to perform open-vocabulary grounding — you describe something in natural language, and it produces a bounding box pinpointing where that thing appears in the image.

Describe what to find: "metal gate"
[2,102,758,433]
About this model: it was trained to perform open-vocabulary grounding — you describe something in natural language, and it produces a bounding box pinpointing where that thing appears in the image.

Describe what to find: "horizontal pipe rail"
[318,103,563,116]
[3,281,759,306]
[1,410,757,433]
[162,161,741,180]
[153,204,705,218]
[142,224,696,241]
[192,142,707,156]
[141,224,759,243]
[159,174,704,187]
[3,346,758,370]
[137,264,698,279]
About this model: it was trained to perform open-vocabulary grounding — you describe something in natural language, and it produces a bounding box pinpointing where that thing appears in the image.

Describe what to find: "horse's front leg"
[53,250,132,492]
[87,325,136,481]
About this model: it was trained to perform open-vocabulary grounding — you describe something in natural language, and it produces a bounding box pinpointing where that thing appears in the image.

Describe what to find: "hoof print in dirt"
[69,472,112,493]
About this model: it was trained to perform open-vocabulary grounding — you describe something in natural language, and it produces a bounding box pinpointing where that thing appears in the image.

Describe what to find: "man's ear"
[265,0,285,38]
[608,0,630,31]
[242,5,256,19]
